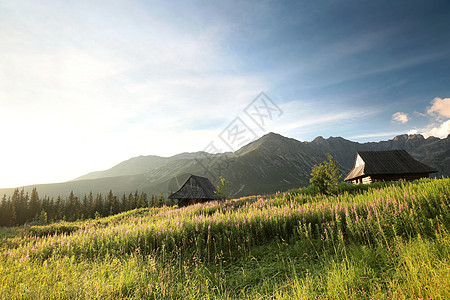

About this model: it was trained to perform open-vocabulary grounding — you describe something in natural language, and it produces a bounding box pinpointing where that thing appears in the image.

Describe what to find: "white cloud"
[427,97,450,118]
[413,97,450,139]
[392,112,409,123]
[422,120,450,139]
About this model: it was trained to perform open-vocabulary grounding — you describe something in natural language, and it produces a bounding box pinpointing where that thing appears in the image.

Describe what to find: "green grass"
[0,178,449,299]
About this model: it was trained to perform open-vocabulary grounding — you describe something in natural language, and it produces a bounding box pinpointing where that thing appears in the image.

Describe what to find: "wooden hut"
[344,150,437,184]
[168,174,220,207]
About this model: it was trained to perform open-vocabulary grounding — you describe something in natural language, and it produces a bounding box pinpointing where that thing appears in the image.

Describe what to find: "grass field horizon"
[1,178,449,299]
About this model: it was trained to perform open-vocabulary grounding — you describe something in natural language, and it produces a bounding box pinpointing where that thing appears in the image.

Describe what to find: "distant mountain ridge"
[308,133,450,176]
[1,133,448,199]
[73,152,226,181]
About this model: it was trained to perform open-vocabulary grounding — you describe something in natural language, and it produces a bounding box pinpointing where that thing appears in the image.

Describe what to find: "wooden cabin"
[168,174,220,207]
[344,150,437,184]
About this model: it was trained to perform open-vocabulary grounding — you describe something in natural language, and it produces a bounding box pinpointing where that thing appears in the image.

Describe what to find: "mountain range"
[1,132,449,199]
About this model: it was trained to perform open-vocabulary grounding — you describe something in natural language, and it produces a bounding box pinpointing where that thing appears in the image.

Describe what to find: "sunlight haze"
[1,0,449,188]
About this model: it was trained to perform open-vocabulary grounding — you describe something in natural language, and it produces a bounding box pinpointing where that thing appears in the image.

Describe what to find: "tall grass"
[0,178,449,299]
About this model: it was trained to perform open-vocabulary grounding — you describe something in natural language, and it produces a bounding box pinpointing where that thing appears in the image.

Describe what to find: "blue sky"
[1,0,450,188]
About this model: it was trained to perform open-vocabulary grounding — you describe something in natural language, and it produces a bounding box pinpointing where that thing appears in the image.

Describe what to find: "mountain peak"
[234,131,317,157]
[255,131,289,142]
[260,132,284,140]
[234,132,285,155]
[392,134,425,142]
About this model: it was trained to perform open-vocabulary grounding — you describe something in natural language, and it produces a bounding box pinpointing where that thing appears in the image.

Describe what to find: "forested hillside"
[0,188,165,227]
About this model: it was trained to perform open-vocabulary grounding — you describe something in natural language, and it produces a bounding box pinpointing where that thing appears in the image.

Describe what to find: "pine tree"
[121,194,127,212]
[66,191,74,221]
[0,195,10,226]
[28,188,40,221]
[81,195,88,219]
[11,189,27,225]
[106,190,114,216]
[134,191,139,209]
[138,192,148,208]
[157,192,165,207]
[149,195,157,207]
[87,192,94,219]
[46,197,55,222]
[55,196,64,221]
[127,193,135,210]
[112,193,120,215]
[94,193,104,217]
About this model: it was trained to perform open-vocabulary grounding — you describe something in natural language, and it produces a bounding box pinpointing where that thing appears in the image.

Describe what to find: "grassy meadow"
[1,178,449,299]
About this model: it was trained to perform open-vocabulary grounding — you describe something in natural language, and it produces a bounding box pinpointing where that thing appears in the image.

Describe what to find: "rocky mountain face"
[308,134,450,177]
[1,133,448,199]
[218,132,326,196]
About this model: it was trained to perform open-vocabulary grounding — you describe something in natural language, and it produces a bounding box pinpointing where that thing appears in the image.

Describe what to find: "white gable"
[355,153,365,168]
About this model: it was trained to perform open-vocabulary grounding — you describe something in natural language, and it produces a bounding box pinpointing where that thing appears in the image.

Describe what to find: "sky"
[1,0,450,188]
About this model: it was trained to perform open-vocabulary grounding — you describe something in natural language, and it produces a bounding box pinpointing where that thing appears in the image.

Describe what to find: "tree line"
[0,188,168,227]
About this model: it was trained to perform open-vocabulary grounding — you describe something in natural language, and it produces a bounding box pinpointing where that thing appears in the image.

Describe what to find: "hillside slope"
[1,178,449,298]
[73,152,219,181]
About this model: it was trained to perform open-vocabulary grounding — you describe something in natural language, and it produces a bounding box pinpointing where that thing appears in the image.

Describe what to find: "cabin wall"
[351,173,430,185]
[352,178,363,184]
[362,176,372,184]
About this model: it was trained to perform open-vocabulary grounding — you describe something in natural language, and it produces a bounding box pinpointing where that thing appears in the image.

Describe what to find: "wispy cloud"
[413,111,427,117]
[272,102,379,138]
[349,131,408,140]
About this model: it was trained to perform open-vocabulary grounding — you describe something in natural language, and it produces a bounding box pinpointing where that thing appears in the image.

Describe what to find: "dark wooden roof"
[345,150,437,181]
[168,175,219,200]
